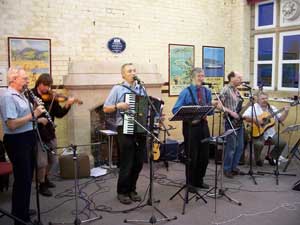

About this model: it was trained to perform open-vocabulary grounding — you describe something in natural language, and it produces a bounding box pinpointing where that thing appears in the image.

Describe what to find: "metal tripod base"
[218,188,242,206]
[169,184,207,215]
[49,216,102,225]
[257,170,296,185]
[124,199,177,224]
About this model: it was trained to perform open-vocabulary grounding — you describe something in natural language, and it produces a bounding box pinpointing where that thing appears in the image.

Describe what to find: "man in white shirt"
[242,92,290,166]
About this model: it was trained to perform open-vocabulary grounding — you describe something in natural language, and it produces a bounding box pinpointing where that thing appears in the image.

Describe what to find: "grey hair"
[191,67,204,77]
[7,66,24,84]
[121,63,133,73]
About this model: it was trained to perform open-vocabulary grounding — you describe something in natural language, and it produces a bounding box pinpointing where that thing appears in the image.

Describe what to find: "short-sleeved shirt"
[0,87,33,134]
[104,81,145,127]
[243,103,281,140]
[220,84,243,112]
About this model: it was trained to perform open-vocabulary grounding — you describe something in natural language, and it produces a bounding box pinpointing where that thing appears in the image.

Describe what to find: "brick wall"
[0,0,251,143]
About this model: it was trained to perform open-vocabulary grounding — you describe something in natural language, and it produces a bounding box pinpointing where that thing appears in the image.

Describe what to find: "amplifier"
[59,153,90,179]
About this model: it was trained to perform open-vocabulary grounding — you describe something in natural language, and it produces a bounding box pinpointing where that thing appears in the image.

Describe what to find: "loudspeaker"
[59,153,90,179]
[292,180,300,191]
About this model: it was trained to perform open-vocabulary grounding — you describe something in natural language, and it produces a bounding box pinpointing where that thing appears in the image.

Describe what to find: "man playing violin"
[32,73,76,197]
[242,92,289,167]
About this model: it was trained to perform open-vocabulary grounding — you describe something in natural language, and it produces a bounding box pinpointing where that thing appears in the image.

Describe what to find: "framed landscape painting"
[168,44,195,96]
[8,37,51,88]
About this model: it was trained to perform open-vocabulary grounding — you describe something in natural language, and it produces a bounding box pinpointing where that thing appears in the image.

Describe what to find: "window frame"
[255,0,277,30]
[254,33,276,90]
[278,30,300,91]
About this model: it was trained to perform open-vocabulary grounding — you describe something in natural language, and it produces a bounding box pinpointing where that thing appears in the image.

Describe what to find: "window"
[255,0,276,29]
[278,31,300,91]
[254,34,276,90]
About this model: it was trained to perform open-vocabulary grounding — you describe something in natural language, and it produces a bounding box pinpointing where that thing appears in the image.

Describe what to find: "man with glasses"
[0,67,44,225]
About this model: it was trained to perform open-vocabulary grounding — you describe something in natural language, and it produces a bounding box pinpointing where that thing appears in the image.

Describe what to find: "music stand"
[49,143,103,225]
[169,105,214,215]
[281,124,300,172]
[200,129,242,213]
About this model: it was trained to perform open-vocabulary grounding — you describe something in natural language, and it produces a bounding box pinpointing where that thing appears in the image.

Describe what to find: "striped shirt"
[220,84,243,112]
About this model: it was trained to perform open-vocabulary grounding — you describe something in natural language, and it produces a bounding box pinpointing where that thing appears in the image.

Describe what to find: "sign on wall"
[107,37,126,53]
[202,46,225,93]
[8,37,51,88]
[168,44,195,96]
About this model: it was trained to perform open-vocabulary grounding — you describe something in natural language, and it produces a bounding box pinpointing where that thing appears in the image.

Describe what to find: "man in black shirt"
[32,74,76,196]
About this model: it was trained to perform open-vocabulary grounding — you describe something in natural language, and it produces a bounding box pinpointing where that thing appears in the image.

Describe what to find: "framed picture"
[168,44,195,96]
[202,46,225,92]
[8,37,51,88]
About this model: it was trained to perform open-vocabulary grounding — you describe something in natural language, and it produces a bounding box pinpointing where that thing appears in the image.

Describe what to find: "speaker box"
[292,180,300,191]
[59,153,90,179]
[159,139,179,161]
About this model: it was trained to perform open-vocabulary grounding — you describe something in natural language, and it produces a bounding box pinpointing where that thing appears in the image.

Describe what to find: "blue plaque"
[107,37,126,53]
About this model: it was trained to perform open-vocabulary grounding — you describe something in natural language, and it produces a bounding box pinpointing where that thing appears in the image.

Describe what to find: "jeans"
[223,123,244,172]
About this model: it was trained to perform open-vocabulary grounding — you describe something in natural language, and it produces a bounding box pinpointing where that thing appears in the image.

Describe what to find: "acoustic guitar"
[250,100,299,138]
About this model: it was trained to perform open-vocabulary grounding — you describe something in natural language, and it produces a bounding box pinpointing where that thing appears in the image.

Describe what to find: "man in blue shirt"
[103,63,146,205]
[172,67,214,190]
[0,67,44,225]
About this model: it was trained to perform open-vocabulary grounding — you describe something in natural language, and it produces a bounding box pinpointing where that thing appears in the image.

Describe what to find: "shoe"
[188,186,199,194]
[198,182,209,189]
[224,171,233,178]
[232,168,246,175]
[256,160,263,167]
[265,156,276,166]
[45,177,56,188]
[117,194,132,205]
[129,191,142,202]
[29,209,36,217]
[39,183,53,197]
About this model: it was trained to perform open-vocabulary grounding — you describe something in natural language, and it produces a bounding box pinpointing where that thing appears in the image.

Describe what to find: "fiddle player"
[103,63,146,205]
[0,67,45,225]
[242,92,289,166]
[32,73,76,197]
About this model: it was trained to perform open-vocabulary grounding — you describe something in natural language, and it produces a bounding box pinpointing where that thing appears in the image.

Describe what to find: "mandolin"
[153,142,160,161]
[250,100,299,138]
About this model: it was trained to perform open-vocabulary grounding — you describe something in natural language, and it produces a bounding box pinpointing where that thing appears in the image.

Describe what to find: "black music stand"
[200,129,241,214]
[282,124,300,172]
[169,105,214,215]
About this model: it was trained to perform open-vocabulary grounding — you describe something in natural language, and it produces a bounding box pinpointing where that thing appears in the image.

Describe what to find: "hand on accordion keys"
[120,110,136,116]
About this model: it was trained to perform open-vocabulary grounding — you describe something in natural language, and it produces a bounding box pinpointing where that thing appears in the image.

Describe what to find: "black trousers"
[3,130,36,225]
[183,120,210,187]
[116,126,146,195]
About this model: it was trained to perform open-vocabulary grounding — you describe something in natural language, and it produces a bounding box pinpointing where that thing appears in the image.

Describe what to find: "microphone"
[241,82,252,89]
[133,75,142,84]
[202,82,215,87]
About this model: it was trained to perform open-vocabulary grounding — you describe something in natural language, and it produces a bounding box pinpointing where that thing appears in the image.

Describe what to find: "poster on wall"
[8,37,51,88]
[202,46,225,93]
[168,44,195,96]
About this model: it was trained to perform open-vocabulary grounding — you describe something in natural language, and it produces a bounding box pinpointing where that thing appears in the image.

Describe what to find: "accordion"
[123,93,148,134]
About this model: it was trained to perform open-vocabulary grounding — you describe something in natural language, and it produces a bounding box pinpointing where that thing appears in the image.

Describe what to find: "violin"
[41,91,83,105]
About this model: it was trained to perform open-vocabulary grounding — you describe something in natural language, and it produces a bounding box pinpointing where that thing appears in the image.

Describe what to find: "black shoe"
[117,194,132,205]
[29,209,36,217]
[39,183,53,197]
[198,182,209,189]
[224,171,234,178]
[129,191,142,202]
[232,168,246,175]
[256,160,263,167]
[267,157,276,166]
[45,177,56,188]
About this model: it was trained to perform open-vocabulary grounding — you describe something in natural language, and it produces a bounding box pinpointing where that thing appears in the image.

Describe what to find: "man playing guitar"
[242,92,290,167]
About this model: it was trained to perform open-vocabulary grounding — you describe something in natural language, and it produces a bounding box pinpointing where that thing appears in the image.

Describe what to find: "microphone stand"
[124,79,177,224]
[25,89,45,225]
[246,88,259,185]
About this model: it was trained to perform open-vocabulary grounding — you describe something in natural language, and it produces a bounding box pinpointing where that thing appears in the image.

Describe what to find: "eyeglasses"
[126,69,136,73]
